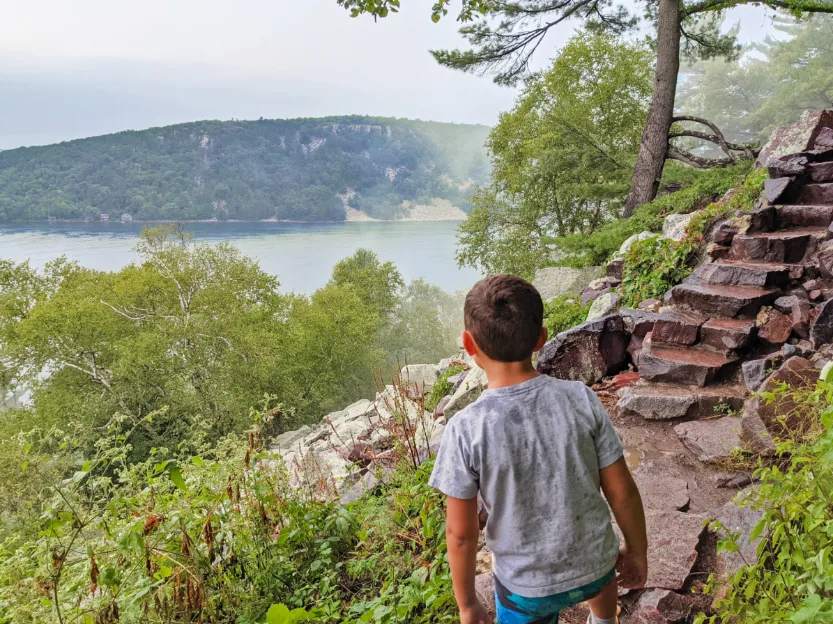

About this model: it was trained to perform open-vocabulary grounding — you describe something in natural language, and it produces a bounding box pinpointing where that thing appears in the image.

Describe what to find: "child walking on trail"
[429,275,648,624]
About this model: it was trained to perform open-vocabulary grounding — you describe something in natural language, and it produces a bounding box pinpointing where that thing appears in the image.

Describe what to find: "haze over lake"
[0,220,481,294]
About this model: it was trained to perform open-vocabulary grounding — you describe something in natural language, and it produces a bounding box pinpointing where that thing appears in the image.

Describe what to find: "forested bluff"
[0,116,490,223]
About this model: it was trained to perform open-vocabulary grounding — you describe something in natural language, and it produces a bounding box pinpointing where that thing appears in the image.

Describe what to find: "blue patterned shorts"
[494,569,616,624]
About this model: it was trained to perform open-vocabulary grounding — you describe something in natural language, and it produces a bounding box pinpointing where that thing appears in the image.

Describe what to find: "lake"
[0,221,482,294]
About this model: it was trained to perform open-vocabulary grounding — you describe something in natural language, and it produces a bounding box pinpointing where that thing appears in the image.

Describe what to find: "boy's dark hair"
[464,274,544,362]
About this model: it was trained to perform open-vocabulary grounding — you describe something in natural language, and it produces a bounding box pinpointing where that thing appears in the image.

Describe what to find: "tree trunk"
[624,0,681,217]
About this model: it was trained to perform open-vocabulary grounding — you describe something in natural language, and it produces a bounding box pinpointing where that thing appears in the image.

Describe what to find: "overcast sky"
[0,1,781,150]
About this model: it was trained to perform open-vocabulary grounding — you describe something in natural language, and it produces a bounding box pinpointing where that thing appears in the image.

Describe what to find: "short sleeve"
[428,418,479,499]
[586,388,624,469]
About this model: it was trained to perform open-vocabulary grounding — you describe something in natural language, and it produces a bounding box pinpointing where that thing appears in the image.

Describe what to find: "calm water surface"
[0,221,481,294]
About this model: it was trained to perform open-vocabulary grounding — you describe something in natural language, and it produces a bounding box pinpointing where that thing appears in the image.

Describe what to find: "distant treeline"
[0,116,490,222]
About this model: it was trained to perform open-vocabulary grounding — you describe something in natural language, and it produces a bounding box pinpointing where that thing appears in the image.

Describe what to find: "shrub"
[424,364,466,413]
[552,162,753,268]
[697,380,833,624]
[543,295,591,336]
[618,167,768,307]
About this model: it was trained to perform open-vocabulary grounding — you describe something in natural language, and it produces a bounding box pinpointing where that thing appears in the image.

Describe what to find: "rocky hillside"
[268,111,833,622]
[0,116,490,222]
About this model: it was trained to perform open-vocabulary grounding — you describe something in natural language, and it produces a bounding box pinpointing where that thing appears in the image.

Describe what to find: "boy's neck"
[479,358,541,390]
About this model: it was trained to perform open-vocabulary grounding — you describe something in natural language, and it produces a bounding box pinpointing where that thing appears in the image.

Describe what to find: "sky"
[0,1,781,150]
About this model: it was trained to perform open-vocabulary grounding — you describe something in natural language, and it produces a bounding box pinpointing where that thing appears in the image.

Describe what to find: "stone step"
[726,227,826,264]
[651,308,707,346]
[699,317,757,352]
[638,344,738,387]
[808,161,833,183]
[697,260,794,289]
[617,382,747,420]
[797,182,833,205]
[671,282,778,318]
[777,204,833,228]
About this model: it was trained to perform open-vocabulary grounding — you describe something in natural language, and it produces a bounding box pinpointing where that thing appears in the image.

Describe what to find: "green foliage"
[696,380,833,623]
[618,167,767,307]
[0,401,457,624]
[0,116,489,222]
[424,365,466,413]
[552,162,752,268]
[679,15,833,144]
[619,236,696,308]
[543,295,590,336]
[456,31,653,279]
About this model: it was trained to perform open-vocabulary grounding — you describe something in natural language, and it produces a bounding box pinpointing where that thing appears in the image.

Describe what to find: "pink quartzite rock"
[537,315,629,385]
[764,177,795,204]
[615,510,707,591]
[652,309,706,346]
[674,417,742,464]
[757,109,833,167]
[741,357,817,453]
[758,309,794,345]
[623,589,695,624]
[632,472,690,512]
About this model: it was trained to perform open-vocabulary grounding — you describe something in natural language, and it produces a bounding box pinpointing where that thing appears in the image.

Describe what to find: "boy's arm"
[446,496,490,624]
[599,457,648,589]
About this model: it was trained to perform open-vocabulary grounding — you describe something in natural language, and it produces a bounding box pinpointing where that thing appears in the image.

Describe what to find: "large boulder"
[662,212,699,242]
[586,291,620,321]
[618,231,658,257]
[615,510,707,591]
[400,364,440,391]
[757,109,833,167]
[624,589,695,624]
[532,266,602,300]
[474,573,496,617]
[537,315,630,385]
[712,492,764,581]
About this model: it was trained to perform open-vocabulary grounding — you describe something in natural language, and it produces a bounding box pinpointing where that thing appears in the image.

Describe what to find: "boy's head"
[463,274,546,363]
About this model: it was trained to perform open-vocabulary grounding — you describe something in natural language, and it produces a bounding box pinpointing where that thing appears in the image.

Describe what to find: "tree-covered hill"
[0,116,490,222]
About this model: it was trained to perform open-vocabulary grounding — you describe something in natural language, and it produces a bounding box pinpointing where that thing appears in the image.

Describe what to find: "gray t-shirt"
[429,375,623,597]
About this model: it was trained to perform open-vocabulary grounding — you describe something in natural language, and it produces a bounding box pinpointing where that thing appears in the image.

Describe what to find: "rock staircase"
[619,142,833,460]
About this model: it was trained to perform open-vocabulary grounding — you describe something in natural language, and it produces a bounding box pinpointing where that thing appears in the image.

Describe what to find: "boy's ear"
[461,330,478,356]
[534,327,548,352]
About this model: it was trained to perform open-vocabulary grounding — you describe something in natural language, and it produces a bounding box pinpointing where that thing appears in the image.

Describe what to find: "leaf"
[266,603,314,624]
[169,466,186,491]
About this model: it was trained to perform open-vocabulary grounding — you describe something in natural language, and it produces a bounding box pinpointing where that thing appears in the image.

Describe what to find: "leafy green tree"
[456,32,653,278]
[678,15,833,143]
[336,0,833,214]
[331,248,405,318]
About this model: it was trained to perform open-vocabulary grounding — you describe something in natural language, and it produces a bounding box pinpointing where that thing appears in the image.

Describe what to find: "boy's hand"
[616,544,648,589]
[460,600,491,624]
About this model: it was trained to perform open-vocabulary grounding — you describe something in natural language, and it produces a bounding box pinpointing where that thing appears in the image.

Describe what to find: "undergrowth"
[424,365,466,413]
[618,167,768,307]
[0,392,457,624]
[543,295,591,336]
[697,379,833,623]
[552,162,753,268]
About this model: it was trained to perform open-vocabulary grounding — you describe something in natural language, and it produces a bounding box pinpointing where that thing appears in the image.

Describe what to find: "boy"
[429,275,648,624]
